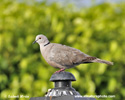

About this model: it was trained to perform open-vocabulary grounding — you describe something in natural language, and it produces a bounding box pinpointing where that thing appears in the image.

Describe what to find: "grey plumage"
[33,34,113,71]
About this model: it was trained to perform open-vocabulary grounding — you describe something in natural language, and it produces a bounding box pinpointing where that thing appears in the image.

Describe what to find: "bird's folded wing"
[49,44,90,66]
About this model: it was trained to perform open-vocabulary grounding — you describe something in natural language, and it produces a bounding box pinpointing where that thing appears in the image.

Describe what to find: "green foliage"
[0,0,125,100]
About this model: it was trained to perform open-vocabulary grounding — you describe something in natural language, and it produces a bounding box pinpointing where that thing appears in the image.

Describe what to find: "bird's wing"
[49,44,90,67]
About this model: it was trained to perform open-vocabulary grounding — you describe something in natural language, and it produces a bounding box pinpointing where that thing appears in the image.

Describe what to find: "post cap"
[50,71,76,81]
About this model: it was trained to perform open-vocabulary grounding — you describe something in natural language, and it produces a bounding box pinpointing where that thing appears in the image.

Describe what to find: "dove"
[33,34,113,73]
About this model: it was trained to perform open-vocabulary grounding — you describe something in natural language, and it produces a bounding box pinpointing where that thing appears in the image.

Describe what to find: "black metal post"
[30,71,96,100]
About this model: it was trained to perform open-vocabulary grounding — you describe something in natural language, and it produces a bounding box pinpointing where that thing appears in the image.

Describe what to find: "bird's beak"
[32,39,39,44]
[32,40,36,44]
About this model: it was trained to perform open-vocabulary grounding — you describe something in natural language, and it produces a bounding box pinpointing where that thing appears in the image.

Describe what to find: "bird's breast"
[40,44,53,61]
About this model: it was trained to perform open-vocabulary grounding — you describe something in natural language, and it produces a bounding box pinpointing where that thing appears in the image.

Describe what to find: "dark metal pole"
[30,71,96,100]
[46,71,81,97]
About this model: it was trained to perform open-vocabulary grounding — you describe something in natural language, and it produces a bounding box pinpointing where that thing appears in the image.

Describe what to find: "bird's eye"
[39,37,41,39]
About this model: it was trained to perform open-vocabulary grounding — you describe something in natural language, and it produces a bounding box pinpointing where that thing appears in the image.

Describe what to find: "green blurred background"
[0,0,125,100]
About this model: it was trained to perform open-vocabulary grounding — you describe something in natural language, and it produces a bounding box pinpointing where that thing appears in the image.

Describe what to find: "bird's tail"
[92,58,113,65]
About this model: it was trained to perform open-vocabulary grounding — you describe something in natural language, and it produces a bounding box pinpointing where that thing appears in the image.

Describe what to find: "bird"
[33,34,113,73]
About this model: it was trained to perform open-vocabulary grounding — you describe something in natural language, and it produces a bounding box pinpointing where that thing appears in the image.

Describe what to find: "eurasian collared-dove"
[33,34,113,73]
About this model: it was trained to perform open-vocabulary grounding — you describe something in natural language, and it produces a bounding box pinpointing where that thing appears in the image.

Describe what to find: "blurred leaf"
[108,78,117,92]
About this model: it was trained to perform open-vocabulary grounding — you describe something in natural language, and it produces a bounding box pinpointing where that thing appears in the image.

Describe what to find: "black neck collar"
[44,42,50,47]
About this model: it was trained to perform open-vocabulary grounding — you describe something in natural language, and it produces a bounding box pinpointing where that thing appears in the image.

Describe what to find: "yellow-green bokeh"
[0,0,125,100]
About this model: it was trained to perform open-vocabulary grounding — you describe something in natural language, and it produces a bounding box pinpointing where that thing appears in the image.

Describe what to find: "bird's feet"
[54,68,65,74]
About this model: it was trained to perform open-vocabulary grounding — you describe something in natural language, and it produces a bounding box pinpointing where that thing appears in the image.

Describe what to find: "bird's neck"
[39,41,50,50]
[44,42,50,47]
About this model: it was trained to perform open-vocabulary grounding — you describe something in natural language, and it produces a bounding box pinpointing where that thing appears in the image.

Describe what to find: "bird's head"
[33,34,50,46]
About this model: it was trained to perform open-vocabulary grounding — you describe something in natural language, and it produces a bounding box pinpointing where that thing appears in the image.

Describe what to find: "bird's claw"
[54,68,65,74]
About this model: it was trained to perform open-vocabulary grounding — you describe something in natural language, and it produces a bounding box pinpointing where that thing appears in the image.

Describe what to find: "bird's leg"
[54,68,65,73]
